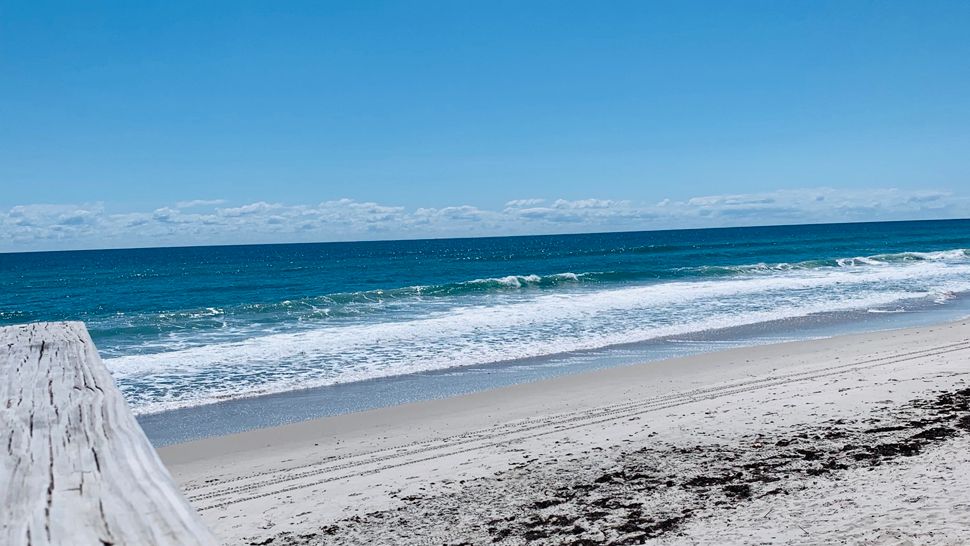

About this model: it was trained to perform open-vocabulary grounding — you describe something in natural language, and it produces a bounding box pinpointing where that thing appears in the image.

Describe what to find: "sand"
[159,320,970,545]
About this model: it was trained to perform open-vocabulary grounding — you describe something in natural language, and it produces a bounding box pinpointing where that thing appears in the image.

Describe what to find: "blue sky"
[2,1,969,251]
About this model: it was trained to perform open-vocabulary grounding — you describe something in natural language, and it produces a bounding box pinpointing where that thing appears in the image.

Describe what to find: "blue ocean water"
[3,219,970,416]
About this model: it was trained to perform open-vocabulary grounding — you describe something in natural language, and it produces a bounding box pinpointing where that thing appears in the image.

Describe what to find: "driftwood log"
[1,321,218,546]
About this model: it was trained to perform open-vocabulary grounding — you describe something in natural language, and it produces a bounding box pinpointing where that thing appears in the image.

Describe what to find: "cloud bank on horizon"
[1,187,966,252]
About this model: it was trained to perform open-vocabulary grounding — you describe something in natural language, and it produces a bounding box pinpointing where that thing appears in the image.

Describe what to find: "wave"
[107,256,970,414]
[221,272,593,319]
[691,248,970,276]
[157,307,224,320]
[183,272,595,315]
[870,249,970,261]
[87,248,970,347]
[462,272,585,289]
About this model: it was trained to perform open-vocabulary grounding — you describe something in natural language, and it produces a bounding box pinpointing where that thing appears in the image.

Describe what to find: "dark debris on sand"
[250,387,970,546]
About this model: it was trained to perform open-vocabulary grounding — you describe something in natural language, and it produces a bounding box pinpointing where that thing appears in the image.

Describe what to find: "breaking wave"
[105,249,970,414]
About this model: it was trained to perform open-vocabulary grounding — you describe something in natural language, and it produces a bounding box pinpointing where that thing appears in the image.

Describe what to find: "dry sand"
[160,320,970,545]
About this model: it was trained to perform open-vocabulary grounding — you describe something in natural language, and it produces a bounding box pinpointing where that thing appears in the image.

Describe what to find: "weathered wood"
[1,322,218,546]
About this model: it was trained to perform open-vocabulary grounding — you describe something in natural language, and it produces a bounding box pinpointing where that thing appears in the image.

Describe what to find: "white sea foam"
[837,257,884,267]
[879,249,970,261]
[468,274,544,287]
[107,257,970,414]
[157,307,224,319]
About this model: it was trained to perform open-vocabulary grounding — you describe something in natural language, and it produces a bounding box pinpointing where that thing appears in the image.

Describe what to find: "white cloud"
[504,198,546,208]
[552,198,623,209]
[1,187,967,252]
[175,199,226,209]
[415,205,490,223]
[217,201,282,217]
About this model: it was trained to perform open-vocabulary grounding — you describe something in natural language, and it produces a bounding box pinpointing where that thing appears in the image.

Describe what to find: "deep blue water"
[2,219,970,415]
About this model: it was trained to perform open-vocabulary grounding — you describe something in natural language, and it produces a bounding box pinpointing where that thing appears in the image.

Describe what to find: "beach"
[8,3,970,544]
[160,319,970,545]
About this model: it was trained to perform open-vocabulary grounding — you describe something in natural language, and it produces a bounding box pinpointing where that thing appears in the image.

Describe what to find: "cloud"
[505,198,643,224]
[175,199,226,209]
[552,198,623,209]
[217,202,282,217]
[1,187,967,252]
[414,205,489,223]
[504,198,546,208]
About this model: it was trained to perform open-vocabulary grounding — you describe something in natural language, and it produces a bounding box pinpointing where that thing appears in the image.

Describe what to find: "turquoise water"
[3,219,970,416]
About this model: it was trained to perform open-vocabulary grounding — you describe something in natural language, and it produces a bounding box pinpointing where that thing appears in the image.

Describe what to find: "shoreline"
[162,318,970,544]
[141,298,970,446]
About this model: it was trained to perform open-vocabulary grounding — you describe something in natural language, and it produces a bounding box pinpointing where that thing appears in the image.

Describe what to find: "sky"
[1,1,969,251]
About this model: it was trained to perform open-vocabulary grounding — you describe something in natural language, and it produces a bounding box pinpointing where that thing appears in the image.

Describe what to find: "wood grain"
[1,322,218,546]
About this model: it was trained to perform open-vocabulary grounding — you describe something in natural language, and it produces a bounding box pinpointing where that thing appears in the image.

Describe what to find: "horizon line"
[2,216,968,256]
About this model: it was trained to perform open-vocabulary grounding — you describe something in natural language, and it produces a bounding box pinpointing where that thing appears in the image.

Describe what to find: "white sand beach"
[161,320,970,545]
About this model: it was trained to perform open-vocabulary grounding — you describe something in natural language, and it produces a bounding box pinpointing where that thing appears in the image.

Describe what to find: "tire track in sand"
[188,340,970,510]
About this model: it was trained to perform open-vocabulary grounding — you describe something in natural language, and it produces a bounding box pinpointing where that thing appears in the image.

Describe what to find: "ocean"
[3,219,970,443]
